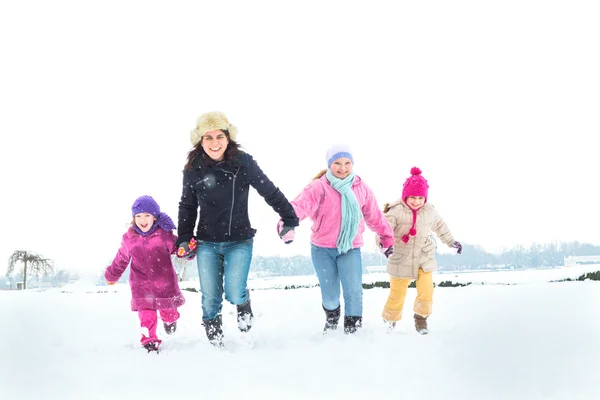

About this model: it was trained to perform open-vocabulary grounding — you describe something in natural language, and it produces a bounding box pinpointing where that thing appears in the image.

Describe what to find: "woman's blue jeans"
[195,239,253,320]
[311,244,363,317]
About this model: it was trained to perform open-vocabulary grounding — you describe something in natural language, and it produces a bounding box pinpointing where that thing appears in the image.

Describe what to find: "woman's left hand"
[277,220,295,244]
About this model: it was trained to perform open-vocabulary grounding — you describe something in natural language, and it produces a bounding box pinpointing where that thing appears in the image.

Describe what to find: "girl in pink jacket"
[105,195,185,353]
[283,144,394,334]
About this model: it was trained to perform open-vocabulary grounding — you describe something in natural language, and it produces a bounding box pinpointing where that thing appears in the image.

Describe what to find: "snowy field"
[1,265,599,400]
[240,264,600,290]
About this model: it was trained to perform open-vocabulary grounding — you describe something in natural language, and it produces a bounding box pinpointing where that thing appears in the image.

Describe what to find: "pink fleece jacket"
[105,227,185,311]
[291,174,394,250]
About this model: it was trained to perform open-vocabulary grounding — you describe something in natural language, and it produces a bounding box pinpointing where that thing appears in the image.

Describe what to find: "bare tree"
[6,250,54,290]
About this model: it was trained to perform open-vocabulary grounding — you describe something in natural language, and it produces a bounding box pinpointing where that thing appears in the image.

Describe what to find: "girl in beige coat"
[377,167,461,334]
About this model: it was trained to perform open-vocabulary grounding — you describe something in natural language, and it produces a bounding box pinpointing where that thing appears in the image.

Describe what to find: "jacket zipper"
[144,236,154,298]
[217,165,240,238]
[228,172,237,236]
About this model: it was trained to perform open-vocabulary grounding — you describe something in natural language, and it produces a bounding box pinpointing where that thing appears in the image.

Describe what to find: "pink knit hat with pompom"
[402,167,429,202]
[401,167,429,243]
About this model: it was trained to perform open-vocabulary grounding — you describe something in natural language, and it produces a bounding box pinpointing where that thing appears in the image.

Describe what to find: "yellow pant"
[382,268,433,322]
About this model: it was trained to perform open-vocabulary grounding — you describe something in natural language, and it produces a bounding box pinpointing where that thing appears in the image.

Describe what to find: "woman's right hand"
[177,238,198,259]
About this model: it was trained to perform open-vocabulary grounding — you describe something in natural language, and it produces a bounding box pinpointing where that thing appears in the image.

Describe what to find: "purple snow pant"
[138,308,180,345]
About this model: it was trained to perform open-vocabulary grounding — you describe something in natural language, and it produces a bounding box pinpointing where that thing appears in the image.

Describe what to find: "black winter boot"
[323,305,341,334]
[203,315,224,347]
[143,342,160,353]
[236,299,254,332]
[343,316,363,334]
[163,321,177,335]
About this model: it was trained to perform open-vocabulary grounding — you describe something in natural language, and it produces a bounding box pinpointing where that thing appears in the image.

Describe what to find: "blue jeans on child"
[195,239,254,320]
[311,244,363,317]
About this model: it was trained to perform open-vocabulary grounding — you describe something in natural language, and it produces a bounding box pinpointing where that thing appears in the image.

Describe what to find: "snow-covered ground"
[2,265,599,399]
[229,264,600,290]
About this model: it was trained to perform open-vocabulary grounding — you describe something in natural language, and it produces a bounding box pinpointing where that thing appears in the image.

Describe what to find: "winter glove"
[177,237,198,260]
[452,241,462,255]
[380,244,394,258]
[107,281,116,286]
[277,220,295,244]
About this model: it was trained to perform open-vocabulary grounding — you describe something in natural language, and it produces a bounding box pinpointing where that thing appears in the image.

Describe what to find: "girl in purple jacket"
[105,195,185,353]
[284,144,395,334]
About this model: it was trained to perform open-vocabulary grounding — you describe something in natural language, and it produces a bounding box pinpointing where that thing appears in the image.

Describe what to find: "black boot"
[323,305,341,334]
[163,321,177,335]
[344,316,363,334]
[143,342,160,353]
[236,299,254,332]
[203,315,224,347]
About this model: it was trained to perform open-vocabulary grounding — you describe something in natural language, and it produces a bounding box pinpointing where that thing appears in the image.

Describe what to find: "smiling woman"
[200,130,229,161]
[176,111,299,347]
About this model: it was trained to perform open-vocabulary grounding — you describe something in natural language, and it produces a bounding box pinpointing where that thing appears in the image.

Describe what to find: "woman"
[177,111,298,347]
[286,144,395,334]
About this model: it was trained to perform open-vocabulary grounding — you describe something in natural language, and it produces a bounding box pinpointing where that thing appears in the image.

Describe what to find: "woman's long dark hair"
[183,130,243,170]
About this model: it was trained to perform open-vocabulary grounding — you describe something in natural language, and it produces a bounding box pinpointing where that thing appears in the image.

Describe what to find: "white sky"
[1,0,599,274]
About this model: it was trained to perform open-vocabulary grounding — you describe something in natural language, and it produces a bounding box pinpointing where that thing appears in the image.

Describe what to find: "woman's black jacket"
[177,152,299,245]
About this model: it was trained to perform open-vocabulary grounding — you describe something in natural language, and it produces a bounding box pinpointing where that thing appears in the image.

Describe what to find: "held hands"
[177,237,198,260]
[380,244,394,259]
[277,220,295,244]
[452,241,463,255]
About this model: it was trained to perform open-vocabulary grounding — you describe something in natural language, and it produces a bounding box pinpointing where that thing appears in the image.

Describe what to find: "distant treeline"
[251,241,600,277]
[4,241,599,289]
[436,241,600,271]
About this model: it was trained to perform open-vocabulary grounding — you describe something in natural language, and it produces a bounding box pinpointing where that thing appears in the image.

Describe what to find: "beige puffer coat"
[379,200,455,279]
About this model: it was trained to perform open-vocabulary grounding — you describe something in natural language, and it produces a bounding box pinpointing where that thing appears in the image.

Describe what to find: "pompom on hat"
[325,144,354,168]
[190,111,238,146]
[400,167,429,243]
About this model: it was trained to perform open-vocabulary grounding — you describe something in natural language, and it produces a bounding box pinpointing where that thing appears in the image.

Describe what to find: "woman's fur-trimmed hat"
[190,111,238,146]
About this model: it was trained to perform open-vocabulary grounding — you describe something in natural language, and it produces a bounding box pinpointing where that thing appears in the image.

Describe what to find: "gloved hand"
[380,244,394,258]
[452,241,462,255]
[177,237,198,260]
[277,220,295,244]
[107,281,116,286]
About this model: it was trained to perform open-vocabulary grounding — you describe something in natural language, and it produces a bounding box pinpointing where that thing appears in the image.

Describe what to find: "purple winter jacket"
[105,227,185,311]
